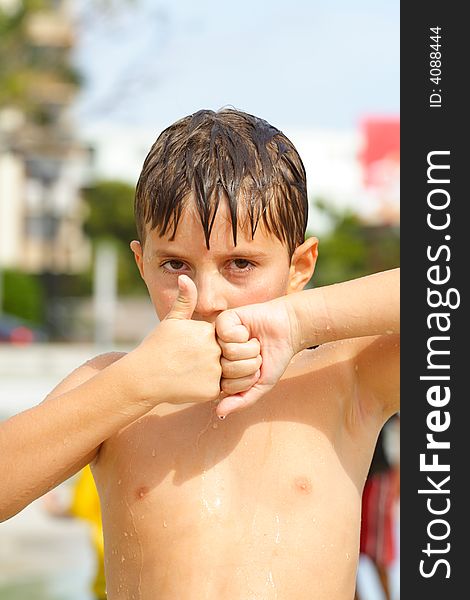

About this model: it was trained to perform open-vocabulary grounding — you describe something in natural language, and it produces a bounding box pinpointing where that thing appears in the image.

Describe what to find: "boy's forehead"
[144,197,288,254]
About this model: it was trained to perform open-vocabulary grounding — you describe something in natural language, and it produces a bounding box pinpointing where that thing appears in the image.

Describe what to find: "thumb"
[215,383,266,418]
[165,275,197,320]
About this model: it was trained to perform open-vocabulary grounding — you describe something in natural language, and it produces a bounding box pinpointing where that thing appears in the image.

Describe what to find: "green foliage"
[83,180,137,241]
[0,0,81,120]
[309,198,400,288]
[2,268,44,323]
[83,180,146,295]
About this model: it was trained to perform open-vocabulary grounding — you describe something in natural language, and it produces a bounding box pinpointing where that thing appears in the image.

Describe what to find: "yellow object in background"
[70,466,106,600]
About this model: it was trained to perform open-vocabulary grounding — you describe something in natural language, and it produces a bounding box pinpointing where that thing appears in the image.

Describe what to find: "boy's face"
[131,199,317,322]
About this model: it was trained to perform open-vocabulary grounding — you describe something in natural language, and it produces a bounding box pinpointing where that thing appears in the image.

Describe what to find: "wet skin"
[89,203,398,599]
[94,344,389,600]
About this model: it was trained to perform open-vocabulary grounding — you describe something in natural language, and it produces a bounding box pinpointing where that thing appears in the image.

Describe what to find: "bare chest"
[94,374,365,524]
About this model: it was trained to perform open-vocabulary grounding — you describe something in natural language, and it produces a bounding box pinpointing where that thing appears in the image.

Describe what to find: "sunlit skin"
[0,198,399,600]
[130,201,316,323]
[86,201,398,599]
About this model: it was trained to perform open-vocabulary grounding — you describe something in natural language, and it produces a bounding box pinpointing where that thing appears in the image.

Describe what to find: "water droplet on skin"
[354,364,358,371]
[117,479,122,485]
[212,422,218,429]
[267,571,275,588]
[275,517,281,544]
[346,552,350,560]
[386,329,394,335]
[121,556,125,563]
[152,449,156,457]
[163,520,168,528]
[124,532,128,537]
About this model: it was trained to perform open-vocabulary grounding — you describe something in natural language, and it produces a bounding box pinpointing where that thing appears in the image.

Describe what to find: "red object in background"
[10,326,35,345]
[0,314,40,345]
[360,117,400,188]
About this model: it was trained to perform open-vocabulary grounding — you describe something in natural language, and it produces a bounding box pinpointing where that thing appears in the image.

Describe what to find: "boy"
[0,109,399,599]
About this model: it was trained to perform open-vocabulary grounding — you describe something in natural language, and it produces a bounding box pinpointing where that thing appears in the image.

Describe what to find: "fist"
[215,297,298,418]
[132,275,222,406]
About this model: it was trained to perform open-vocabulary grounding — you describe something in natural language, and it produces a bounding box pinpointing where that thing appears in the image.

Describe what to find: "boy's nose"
[193,275,228,322]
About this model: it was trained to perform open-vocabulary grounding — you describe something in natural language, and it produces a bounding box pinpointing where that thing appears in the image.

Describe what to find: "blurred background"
[0,0,399,598]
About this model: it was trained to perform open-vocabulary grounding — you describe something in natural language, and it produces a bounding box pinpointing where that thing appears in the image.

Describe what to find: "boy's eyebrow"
[151,248,270,260]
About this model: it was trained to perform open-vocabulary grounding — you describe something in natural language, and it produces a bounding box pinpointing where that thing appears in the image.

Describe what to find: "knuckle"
[223,362,236,378]
[221,378,231,393]
[222,344,238,361]
[220,356,230,370]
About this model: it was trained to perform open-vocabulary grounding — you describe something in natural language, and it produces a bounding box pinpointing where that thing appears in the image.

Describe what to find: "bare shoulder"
[46,351,128,400]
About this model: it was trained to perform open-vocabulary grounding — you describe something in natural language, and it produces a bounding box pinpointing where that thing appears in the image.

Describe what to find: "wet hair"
[135,108,308,257]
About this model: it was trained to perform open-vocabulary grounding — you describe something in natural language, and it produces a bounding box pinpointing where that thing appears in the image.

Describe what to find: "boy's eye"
[162,260,187,272]
[230,259,255,271]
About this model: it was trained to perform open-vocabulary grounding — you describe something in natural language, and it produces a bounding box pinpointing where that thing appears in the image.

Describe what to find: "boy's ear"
[130,240,145,279]
[287,237,318,293]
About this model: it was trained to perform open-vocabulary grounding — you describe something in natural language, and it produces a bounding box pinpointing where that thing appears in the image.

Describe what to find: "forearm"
[289,268,400,351]
[0,354,154,522]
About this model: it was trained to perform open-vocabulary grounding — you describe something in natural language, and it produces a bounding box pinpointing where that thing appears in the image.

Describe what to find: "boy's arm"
[0,353,129,522]
[0,276,221,522]
[216,268,399,416]
[289,268,399,349]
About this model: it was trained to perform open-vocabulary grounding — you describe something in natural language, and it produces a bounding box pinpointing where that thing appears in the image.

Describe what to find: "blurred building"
[358,116,400,226]
[0,0,91,276]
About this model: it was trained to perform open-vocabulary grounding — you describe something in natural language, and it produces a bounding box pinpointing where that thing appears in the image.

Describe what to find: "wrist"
[284,293,308,354]
[286,287,331,351]
[117,345,164,409]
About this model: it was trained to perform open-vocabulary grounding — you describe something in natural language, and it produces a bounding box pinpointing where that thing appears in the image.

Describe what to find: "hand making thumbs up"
[128,275,222,408]
[164,275,198,321]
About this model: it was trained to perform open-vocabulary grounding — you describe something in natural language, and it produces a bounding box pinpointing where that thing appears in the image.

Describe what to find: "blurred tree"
[2,268,44,323]
[1,0,84,339]
[0,0,81,124]
[309,198,400,288]
[82,180,146,295]
[83,180,137,242]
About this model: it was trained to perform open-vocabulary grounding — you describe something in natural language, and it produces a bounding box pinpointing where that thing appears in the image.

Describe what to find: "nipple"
[293,476,312,495]
[135,486,149,500]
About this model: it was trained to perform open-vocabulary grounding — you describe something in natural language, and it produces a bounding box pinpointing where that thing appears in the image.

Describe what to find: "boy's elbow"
[0,504,20,523]
[0,493,31,523]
